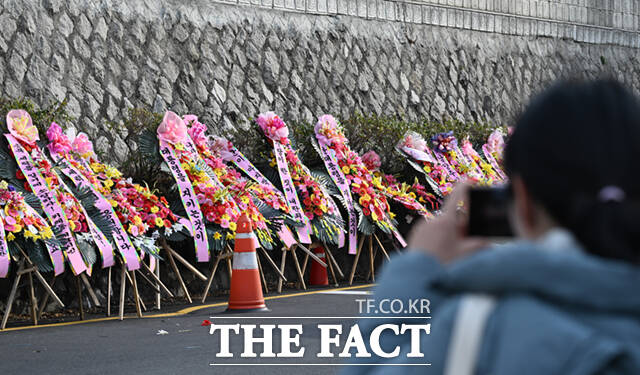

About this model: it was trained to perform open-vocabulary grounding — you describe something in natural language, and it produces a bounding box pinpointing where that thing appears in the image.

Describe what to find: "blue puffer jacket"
[342,232,640,374]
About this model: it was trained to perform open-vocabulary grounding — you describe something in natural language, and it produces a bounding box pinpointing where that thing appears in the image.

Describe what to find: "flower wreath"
[430,131,485,183]
[156,111,240,261]
[460,137,504,184]
[3,110,110,275]
[396,131,455,197]
[184,115,289,250]
[313,114,427,250]
[256,112,344,246]
[46,122,186,265]
[481,129,507,180]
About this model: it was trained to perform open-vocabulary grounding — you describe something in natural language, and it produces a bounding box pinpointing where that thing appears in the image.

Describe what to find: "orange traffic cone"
[227,215,268,311]
[309,245,329,286]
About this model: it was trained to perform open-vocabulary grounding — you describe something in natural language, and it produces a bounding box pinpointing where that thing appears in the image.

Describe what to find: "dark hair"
[504,79,640,264]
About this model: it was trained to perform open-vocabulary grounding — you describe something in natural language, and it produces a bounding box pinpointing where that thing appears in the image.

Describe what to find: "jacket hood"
[438,238,640,314]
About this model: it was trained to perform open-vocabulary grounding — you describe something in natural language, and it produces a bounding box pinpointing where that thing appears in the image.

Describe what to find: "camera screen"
[468,187,513,237]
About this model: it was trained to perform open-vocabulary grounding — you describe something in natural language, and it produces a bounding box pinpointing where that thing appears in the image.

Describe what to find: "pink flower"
[461,138,475,156]
[46,122,72,155]
[72,132,93,156]
[487,129,505,152]
[361,150,381,171]
[220,218,230,228]
[4,216,16,226]
[209,137,234,160]
[187,121,208,148]
[314,114,346,147]
[257,112,289,142]
[401,131,427,151]
[7,109,39,145]
[157,111,188,144]
[182,114,198,125]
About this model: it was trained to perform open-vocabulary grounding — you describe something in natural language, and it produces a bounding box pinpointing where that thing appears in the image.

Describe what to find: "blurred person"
[343,79,640,374]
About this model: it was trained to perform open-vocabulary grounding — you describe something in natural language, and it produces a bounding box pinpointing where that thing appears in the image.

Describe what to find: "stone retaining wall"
[1,0,639,163]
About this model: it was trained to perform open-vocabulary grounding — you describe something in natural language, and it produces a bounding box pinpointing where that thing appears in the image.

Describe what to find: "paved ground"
[0,284,375,375]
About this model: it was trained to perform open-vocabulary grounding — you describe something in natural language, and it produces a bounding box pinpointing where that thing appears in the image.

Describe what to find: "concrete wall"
[1,0,639,163]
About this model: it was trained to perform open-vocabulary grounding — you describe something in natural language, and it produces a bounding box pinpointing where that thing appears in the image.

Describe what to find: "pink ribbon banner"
[159,140,210,262]
[434,151,461,182]
[53,155,137,270]
[482,144,507,180]
[6,135,87,275]
[223,146,316,246]
[317,142,357,254]
[277,226,297,248]
[0,217,8,277]
[224,146,287,204]
[272,142,311,244]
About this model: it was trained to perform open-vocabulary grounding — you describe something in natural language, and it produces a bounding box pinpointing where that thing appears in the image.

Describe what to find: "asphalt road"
[0,284,375,375]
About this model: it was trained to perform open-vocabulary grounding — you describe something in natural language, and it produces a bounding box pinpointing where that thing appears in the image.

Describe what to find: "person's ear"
[511,175,538,237]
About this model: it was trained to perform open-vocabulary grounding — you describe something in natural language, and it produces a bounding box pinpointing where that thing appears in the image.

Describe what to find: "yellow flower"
[7,233,15,241]
[42,227,53,239]
[105,167,122,179]
[358,194,371,206]
[104,179,114,188]
[150,206,159,213]
[341,166,350,174]
[69,221,76,231]
[226,232,235,240]
[154,217,164,227]
[134,216,143,225]
[228,222,237,231]
[221,214,230,221]
[24,230,33,239]
[90,163,104,173]
[409,192,417,199]
[109,200,118,207]
[241,196,250,204]
[175,143,185,151]
[213,232,222,240]
[0,181,7,190]
[389,212,396,219]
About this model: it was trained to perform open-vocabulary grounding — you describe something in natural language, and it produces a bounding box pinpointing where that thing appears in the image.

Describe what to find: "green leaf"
[24,240,54,273]
[76,238,97,267]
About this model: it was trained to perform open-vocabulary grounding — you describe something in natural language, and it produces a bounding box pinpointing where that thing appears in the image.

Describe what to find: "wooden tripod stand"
[348,233,391,285]
[1,248,65,330]
[201,245,288,302]
[276,242,329,293]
